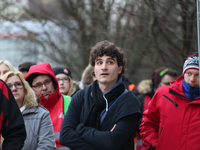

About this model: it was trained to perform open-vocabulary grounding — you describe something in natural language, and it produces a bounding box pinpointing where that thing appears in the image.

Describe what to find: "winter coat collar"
[182,79,200,100]
[169,75,200,101]
[22,106,38,116]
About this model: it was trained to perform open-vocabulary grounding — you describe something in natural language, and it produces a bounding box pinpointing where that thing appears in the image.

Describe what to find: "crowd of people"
[0,40,199,150]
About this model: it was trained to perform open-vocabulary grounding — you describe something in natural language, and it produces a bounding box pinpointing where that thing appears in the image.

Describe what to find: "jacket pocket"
[163,95,178,108]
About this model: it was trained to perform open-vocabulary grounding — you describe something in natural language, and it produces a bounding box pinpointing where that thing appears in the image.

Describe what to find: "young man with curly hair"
[60,40,141,150]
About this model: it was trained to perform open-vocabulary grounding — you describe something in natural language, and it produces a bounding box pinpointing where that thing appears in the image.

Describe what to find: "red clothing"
[25,63,66,149]
[0,79,26,149]
[140,75,200,150]
[136,94,151,150]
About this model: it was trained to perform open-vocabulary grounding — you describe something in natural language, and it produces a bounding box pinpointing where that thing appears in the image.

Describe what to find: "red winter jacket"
[25,63,67,149]
[140,75,200,150]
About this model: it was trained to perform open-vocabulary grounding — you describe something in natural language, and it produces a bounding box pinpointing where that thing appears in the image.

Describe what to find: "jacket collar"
[22,106,38,116]
[182,78,200,100]
[40,90,62,107]
[169,75,200,100]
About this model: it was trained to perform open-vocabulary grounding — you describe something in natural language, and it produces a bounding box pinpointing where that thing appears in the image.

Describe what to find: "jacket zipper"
[160,127,163,136]
[163,95,178,108]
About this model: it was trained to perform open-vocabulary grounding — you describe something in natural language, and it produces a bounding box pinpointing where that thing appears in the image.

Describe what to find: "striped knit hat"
[183,52,199,74]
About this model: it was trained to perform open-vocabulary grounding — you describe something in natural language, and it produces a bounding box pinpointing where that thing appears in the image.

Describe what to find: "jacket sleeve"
[0,80,26,149]
[139,91,160,149]
[37,107,56,150]
[59,90,95,150]
[75,114,139,150]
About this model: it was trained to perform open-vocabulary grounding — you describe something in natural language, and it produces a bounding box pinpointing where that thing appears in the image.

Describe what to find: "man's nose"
[101,62,107,69]
[42,84,47,90]
[190,75,196,81]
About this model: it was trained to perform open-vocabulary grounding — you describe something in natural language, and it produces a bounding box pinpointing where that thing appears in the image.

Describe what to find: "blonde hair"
[66,76,76,96]
[81,64,94,88]
[0,60,18,72]
[1,71,38,108]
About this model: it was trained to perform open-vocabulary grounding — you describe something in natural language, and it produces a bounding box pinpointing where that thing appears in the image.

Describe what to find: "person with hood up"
[25,63,70,150]
[140,52,200,149]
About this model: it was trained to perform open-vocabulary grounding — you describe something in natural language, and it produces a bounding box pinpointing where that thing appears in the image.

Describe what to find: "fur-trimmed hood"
[137,79,152,95]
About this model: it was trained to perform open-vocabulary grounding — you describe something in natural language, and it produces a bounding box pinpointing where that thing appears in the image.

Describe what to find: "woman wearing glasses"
[53,67,81,97]
[1,71,56,150]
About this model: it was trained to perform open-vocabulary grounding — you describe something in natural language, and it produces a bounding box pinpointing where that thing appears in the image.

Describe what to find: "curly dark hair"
[89,40,127,77]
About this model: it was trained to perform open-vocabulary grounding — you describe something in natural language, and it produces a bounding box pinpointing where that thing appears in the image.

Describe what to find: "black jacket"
[0,79,26,149]
[60,83,141,150]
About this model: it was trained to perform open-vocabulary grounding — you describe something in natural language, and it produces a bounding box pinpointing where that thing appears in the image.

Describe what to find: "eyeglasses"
[7,82,23,90]
[32,79,52,89]
[57,77,69,83]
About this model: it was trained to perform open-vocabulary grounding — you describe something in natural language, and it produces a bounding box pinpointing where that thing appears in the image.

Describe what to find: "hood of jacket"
[25,63,61,107]
[169,75,184,94]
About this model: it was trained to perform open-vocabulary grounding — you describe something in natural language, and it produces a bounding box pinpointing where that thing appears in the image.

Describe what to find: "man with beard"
[25,63,70,150]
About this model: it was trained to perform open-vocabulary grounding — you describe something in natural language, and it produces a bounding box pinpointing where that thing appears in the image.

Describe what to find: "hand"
[110,124,116,132]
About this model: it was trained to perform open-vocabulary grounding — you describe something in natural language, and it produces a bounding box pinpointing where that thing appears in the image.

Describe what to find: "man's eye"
[44,80,50,84]
[43,80,52,86]
[35,84,42,87]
